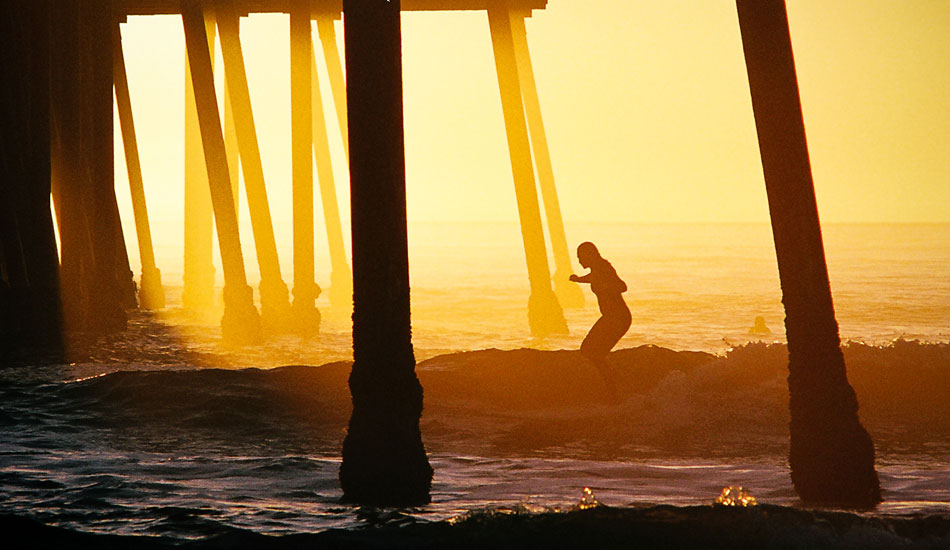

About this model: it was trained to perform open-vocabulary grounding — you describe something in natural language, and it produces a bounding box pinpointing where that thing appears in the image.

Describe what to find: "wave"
[3,341,948,459]
[418,341,950,459]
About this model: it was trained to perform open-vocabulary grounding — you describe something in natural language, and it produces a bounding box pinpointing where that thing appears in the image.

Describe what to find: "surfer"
[570,242,631,401]
[749,315,771,335]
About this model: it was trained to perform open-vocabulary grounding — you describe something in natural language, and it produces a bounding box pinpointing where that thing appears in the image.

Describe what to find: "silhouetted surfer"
[749,315,771,335]
[570,242,631,401]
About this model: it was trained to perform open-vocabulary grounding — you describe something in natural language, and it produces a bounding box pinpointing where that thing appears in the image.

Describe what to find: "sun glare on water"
[577,486,601,510]
[715,486,758,507]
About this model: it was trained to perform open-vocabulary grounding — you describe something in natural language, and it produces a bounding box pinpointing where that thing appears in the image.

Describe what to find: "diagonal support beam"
[224,84,240,213]
[487,4,567,337]
[182,9,217,313]
[224,81,240,214]
[114,21,165,310]
[181,0,261,344]
[217,0,293,333]
[311,35,352,312]
[510,11,583,309]
[316,16,349,162]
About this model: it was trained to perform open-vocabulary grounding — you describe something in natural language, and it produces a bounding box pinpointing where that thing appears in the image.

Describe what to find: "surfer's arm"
[569,273,591,284]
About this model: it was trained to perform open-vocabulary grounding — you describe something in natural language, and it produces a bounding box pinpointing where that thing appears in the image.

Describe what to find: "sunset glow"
[3,0,949,543]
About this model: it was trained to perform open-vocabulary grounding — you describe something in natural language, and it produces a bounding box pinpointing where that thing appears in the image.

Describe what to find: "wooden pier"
[0,0,879,508]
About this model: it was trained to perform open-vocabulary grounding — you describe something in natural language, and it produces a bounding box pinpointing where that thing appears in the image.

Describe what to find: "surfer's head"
[576,241,600,268]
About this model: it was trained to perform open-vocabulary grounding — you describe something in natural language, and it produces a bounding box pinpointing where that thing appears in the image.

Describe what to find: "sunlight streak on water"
[715,486,758,507]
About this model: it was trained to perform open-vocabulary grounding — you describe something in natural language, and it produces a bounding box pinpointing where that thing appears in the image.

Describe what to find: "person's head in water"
[577,242,601,269]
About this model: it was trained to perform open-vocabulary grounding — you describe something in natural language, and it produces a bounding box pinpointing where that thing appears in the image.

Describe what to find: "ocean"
[2,222,948,546]
[146,221,950,356]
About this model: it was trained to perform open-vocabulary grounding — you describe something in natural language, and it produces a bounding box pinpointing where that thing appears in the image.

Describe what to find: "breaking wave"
[3,340,947,459]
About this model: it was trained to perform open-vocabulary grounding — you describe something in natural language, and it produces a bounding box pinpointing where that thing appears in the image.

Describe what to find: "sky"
[113,0,950,260]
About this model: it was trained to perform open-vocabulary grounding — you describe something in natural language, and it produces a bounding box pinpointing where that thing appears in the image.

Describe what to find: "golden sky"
[114,0,950,245]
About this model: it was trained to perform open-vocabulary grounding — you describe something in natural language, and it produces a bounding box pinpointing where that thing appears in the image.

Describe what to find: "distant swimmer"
[569,242,631,401]
[749,315,771,335]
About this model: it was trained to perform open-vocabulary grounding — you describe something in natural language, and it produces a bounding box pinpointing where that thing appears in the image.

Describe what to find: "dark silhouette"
[749,316,771,335]
[0,1,63,357]
[570,242,631,398]
[339,0,432,506]
[52,0,128,334]
[737,0,880,506]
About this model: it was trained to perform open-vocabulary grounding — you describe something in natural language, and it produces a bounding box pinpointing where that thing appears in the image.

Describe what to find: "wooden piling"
[182,9,217,314]
[181,0,262,344]
[736,0,880,507]
[339,0,433,506]
[509,12,583,309]
[487,5,567,337]
[80,0,129,329]
[310,39,352,312]
[290,3,321,335]
[315,16,349,162]
[217,0,293,333]
[114,21,165,310]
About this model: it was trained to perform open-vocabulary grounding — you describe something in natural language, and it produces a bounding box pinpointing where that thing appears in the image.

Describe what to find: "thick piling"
[736,0,880,507]
[0,0,62,355]
[50,1,99,334]
[339,0,433,505]
[80,0,131,328]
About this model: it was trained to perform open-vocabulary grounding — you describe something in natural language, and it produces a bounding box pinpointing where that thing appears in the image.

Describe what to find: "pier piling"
[182,0,261,344]
[736,0,880,507]
[218,0,294,334]
[487,5,568,337]
[340,0,433,506]
[290,2,321,336]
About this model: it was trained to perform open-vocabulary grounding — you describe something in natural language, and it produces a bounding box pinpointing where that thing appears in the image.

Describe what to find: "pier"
[0,0,879,507]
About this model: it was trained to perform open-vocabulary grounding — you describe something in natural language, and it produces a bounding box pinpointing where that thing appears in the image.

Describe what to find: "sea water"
[402,222,950,355]
[149,221,950,356]
[1,222,948,541]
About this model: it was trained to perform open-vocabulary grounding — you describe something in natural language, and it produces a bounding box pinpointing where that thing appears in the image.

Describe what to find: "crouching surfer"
[570,242,631,404]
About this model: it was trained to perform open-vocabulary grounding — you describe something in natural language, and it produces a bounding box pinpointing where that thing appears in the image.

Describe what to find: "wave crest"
[7,341,947,459]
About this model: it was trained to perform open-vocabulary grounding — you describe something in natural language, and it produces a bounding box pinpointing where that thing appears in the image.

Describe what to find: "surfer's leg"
[581,317,622,403]
[603,311,631,354]
[580,317,612,361]
[593,357,622,405]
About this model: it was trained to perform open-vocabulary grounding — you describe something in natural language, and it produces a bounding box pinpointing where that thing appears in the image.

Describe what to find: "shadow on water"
[4,503,950,549]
